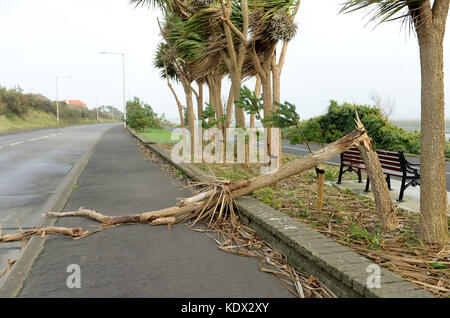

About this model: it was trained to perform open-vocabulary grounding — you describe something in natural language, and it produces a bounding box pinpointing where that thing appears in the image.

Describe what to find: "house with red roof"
[64,99,86,108]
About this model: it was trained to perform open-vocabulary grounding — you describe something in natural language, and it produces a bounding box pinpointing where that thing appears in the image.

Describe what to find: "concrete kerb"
[128,128,435,298]
[0,126,114,298]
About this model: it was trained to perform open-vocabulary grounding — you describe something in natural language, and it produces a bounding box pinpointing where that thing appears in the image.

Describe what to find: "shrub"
[283,100,427,156]
[125,97,162,131]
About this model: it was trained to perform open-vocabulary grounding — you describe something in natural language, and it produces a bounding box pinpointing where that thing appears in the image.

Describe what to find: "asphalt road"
[0,123,117,269]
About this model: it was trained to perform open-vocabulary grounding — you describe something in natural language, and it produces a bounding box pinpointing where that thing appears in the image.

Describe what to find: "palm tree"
[154,42,185,128]
[341,0,449,244]
[219,0,300,165]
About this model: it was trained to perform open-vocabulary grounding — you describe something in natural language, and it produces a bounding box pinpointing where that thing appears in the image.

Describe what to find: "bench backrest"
[341,147,365,167]
[342,147,403,174]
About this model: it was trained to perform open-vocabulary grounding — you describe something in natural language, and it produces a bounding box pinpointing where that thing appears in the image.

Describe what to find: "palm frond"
[340,0,428,30]
[129,0,166,8]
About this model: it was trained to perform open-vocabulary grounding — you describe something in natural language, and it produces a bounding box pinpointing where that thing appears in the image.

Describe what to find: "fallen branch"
[0,227,84,242]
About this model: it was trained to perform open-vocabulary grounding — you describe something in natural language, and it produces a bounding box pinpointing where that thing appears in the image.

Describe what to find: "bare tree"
[370,91,397,120]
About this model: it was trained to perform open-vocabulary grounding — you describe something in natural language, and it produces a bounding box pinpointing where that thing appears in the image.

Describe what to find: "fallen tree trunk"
[3,117,399,241]
[45,127,367,226]
[355,114,399,230]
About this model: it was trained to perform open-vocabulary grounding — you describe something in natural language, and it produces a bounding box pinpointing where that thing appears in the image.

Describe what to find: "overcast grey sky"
[0,0,449,122]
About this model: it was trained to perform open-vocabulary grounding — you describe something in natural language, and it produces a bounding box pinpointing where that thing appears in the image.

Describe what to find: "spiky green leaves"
[236,86,264,121]
[154,42,179,81]
[267,11,297,41]
[264,101,300,128]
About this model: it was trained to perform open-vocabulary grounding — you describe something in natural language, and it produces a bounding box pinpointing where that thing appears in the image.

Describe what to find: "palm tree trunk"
[207,75,217,122]
[272,49,283,167]
[183,82,196,151]
[231,72,245,128]
[164,64,185,128]
[261,68,273,158]
[251,75,262,129]
[214,74,224,131]
[417,21,449,244]
[197,81,203,122]
[225,88,234,128]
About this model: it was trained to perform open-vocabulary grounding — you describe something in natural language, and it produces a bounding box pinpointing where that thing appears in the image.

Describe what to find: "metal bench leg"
[357,169,363,183]
[386,175,392,191]
[398,178,406,202]
[365,178,370,192]
[337,164,344,184]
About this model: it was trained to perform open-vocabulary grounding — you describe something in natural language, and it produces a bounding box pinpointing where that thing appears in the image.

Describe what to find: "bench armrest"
[404,164,420,176]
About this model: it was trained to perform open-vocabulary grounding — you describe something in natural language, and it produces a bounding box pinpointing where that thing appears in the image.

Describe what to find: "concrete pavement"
[16,126,293,297]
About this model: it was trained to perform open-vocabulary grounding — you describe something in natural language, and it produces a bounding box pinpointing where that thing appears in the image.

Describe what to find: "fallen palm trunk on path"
[44,125,368,228]
[2,115,399,242]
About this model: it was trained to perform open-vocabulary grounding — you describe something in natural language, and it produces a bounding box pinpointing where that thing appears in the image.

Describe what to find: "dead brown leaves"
[193,220,336,298]
[253,167,450,297]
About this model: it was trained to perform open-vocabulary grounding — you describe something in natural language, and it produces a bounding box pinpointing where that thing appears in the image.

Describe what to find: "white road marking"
[28,138,39,142]
[39,135,49,139]
[282,145,309,152]
[9,141,23,146]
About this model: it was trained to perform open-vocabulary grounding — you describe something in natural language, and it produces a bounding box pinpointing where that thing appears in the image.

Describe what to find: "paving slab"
[331,179,450,215]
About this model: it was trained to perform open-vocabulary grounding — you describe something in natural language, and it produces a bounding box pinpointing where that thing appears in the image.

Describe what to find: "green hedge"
[283,100,446,157]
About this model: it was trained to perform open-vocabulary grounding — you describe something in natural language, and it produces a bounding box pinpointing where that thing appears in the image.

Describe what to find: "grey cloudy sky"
[0,0,449,121]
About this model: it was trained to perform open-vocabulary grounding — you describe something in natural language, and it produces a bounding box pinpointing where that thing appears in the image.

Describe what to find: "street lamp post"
[96,96,102,122]
[100,51,126,127]
[55,75,72,123]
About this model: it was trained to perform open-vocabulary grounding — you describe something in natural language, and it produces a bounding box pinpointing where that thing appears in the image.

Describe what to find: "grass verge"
[0,109,115,132]
[141,128,182,144]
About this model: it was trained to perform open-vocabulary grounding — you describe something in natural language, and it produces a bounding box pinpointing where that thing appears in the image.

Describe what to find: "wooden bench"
[337,147,420,202]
